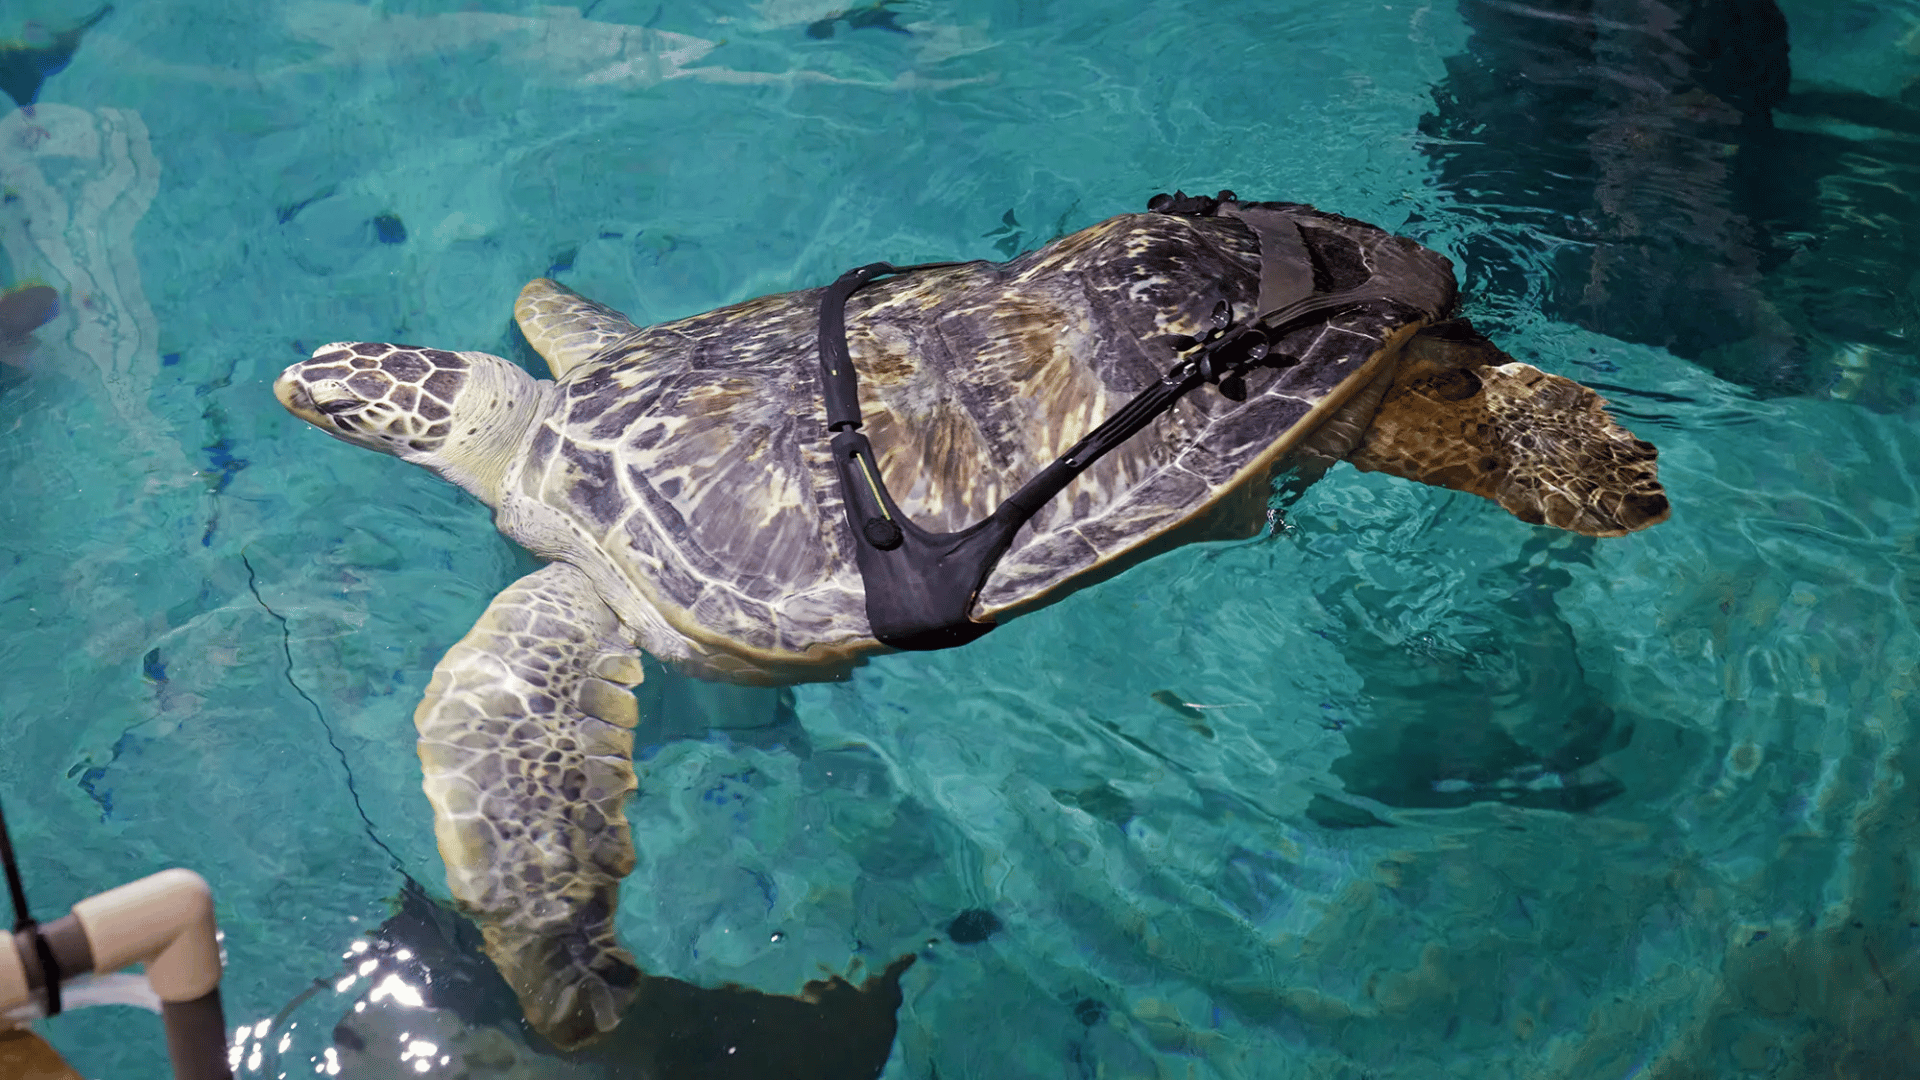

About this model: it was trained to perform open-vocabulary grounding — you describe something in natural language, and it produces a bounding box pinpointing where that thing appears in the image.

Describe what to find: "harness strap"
[816,194,1372,650]
[1218,204,1317,319]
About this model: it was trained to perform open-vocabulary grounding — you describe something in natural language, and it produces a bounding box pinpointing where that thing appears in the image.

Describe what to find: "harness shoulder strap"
[1217,204,1317,319]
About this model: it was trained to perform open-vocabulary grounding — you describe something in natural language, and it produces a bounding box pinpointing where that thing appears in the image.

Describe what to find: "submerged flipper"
[1347,321,1670,536]
[414,561,644,1049]
[514,278,644,379]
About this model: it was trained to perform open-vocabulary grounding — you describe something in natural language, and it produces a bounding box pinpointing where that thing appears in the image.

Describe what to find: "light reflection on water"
[1,0,1916,1077]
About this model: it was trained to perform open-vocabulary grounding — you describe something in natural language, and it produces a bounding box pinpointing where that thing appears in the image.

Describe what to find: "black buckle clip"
[1153,299,1274,403]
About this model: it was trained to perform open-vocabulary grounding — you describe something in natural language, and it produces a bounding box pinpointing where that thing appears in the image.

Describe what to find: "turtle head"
[275,342,547,507]
[1344,322,1670,536]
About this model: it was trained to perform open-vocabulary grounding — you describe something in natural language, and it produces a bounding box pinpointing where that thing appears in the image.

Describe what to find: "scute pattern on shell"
[503,210,1450,665]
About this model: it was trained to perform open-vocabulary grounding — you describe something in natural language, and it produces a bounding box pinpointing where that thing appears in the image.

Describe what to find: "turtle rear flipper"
[415,561,644,1049]
[1347,321,1670,537]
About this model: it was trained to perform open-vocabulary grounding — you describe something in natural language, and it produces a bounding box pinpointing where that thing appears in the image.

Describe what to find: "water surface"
[1,1,1916,1076]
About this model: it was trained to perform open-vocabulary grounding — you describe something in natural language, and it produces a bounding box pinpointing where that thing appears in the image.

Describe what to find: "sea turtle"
[273,194,1667,1048]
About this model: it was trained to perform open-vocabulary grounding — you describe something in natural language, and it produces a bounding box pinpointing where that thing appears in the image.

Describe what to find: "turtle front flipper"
[514,278,644,379]
[414,561,645,1049]
[1346,321,1671,537]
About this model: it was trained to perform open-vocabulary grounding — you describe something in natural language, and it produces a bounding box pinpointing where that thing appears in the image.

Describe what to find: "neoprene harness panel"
[815,191,1393,650]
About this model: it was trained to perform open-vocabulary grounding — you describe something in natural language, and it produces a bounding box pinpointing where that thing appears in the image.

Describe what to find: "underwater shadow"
[0,6,111,109]
[311,878,913,1079]
[1418,0,1920,404]
[1316,541,1633,819]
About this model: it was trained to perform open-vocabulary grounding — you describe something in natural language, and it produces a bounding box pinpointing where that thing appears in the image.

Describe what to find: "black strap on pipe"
[0,794,61,1016]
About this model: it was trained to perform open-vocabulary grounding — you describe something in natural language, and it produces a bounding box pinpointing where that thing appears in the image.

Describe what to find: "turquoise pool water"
[2,0,1917,1076]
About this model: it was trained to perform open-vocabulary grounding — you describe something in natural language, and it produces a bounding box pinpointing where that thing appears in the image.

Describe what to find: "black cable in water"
[0,796,29,926]
[240,551,408,874]
[0,794,62,1016]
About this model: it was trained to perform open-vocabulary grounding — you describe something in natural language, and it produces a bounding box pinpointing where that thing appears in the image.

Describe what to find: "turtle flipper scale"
[514,278,644,379]
[1347,321,1670,537]
[415,561,644,1050]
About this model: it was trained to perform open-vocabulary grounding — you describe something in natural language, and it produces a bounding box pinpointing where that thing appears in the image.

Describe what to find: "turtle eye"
[315,397,361,416]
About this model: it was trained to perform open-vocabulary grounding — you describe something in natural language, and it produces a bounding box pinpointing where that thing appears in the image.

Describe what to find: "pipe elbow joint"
[72,868,222,1003]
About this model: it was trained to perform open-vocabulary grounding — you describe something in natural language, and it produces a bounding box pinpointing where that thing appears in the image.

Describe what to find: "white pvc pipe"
[1,868,230,1080]
[70,868,221,1003]
[0,927,25,1016]
[1,974,161,1028]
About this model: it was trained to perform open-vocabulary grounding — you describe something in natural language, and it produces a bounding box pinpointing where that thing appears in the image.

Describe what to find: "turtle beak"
[273,368,320,422]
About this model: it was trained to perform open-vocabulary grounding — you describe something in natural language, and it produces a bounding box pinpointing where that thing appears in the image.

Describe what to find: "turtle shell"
[504,204,1455,677]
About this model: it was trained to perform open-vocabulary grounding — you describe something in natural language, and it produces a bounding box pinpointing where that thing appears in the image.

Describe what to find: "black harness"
[816,191,1379,650]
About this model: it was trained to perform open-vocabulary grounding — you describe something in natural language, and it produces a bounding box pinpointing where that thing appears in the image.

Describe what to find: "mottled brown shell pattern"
[505,210,1447,671]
